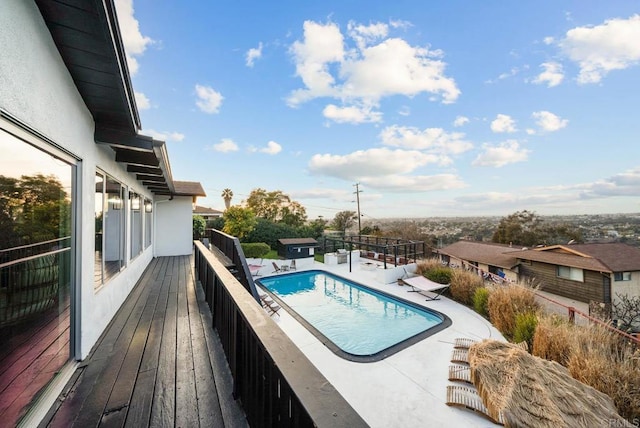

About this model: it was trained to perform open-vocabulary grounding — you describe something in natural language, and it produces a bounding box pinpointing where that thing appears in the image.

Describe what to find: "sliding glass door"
[0,128,75,426]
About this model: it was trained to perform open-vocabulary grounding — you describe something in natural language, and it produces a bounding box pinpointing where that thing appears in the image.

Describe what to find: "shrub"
[450,269,485,307]
[513,312,538,351]
[532,315,573,366]
[487,285,539,340]
[424,266,452,285]
[241,242,271,258]
[473,287,491,318]
[415,259,442,275]
[532,315,640,421]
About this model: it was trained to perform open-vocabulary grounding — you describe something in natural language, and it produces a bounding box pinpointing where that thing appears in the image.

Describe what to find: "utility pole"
[353,183,362,235]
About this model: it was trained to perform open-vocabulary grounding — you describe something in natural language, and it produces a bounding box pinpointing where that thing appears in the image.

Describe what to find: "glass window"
[101,175,125,282]
[95,173,104,286]
[0,127,74,426]
[130,191,142,259]
[614,272,631,281]
[557,265,584,282]
[144,198,152,248]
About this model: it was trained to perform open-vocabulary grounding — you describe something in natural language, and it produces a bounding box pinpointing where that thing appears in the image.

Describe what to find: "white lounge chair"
[401,275,450,301]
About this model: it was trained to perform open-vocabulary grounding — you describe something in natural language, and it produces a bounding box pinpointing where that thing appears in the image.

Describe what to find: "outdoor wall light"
[131,195,141,211]
[145,201,153,213]
[110,196,122,210]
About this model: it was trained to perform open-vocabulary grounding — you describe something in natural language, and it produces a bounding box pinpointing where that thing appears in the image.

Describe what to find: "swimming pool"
[256,270,451,362]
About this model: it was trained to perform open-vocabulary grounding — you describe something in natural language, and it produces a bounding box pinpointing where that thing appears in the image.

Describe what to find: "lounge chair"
[259,293,281,316]
[289,260,296,271]
[401,275,450,301]
[248,264,263,277]
[272,262,283,273]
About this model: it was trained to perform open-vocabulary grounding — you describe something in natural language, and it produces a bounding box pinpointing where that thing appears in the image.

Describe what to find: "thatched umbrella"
[468,340,631,427]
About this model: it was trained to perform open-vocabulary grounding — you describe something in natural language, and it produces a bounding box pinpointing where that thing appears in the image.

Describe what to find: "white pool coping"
[252,259,506,427]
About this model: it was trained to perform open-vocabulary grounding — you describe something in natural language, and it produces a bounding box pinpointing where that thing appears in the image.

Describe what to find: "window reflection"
[0,128,73,426]
[130,192,142,259]
[95,173,125,286]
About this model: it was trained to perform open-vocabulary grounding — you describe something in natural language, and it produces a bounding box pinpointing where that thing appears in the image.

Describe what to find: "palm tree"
[221,188,233,210]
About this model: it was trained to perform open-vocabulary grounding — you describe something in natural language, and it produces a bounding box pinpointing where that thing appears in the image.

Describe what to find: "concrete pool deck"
[252,258,505,427]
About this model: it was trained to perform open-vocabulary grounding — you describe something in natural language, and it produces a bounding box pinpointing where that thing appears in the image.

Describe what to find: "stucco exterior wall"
[1,0,154,358]
[611,272,640,302]
[155,196,194,257]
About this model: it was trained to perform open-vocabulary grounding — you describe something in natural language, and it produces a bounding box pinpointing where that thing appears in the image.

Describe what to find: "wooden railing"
[193,241,368,428]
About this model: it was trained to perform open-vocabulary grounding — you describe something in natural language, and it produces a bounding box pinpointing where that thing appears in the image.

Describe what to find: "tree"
[244,188,307,227]
[612,293,640,333]
[492,210,583,247]
[221,188,233,210]
[330,210,357,235]
[193,215,206,240]
[222,206,257,240]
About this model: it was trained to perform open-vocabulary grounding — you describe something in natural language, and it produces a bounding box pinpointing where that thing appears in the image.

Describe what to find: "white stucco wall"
[155,196,194,256]
[612,272,640,302]
[1,0,154,358]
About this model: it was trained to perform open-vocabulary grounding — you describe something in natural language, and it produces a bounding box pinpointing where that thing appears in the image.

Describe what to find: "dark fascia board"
[115,149,159,167]
[153,140,175,194]
[95,127,154,151]
[137,174,166,182]
[127,165,163,175]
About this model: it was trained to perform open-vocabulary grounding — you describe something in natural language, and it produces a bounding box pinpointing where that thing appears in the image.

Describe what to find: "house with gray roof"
[437,240,521,282]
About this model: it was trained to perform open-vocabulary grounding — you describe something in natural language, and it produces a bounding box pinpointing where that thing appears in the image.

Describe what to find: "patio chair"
[289,260,296,271]
[401,275,450,301]
[272,262,283,273]
[259,294,281,317]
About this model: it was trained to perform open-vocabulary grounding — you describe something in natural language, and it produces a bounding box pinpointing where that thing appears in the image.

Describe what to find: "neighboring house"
[194,205,224,221]
[437,240,520,283]
[515,243,640,305]
[1,1,203,425]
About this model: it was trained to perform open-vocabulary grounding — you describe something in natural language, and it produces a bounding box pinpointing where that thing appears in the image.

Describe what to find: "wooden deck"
[39,255,247,427]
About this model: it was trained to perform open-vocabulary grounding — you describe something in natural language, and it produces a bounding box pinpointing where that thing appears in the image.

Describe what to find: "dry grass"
[487,285,539,340]
[449,269,485,307]
[532,315,640,420]
[415,258,443,275]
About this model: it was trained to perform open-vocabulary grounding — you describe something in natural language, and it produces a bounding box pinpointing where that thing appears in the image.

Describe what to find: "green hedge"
[241,242,271,258]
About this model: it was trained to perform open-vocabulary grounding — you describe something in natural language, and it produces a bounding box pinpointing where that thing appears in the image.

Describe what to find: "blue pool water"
[257,270,450,362]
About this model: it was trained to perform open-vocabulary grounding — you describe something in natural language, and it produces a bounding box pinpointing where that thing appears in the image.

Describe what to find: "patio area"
[250,257,506,427]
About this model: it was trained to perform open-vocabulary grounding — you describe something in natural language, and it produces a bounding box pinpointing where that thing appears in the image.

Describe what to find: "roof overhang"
[35,0,175,195]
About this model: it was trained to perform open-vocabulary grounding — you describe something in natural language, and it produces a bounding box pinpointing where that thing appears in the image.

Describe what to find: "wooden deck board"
[40,255,245,427]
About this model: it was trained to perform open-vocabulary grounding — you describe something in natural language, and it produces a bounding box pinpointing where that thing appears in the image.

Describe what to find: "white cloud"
[532,111,568,132]
[389,19,413,30]
[143,129,185,142]
[323,104,382,124]
[526,128,536,135]
[212,138,238,153]
[260,141,282,155]
[490,114,517,133]
[245,42,263,67]
[559,14,640,84]
[308,148,465,192]
[543,36,554,45]
[472,140,530,167]
[532,62,564,87]
[135,91,150,110]
[453,116,469,127]
[379,125,473,158]
[287,20,460,108]
[288,21,345,105]
[309,148,435,179]
[347,21,389,50]
[398,106,411,116]
[579,168,640,198]
[195,84,224,114]
[114,0,154,76]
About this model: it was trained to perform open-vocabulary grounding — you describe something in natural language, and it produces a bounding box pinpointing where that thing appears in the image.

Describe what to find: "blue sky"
[115,0,640,220]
